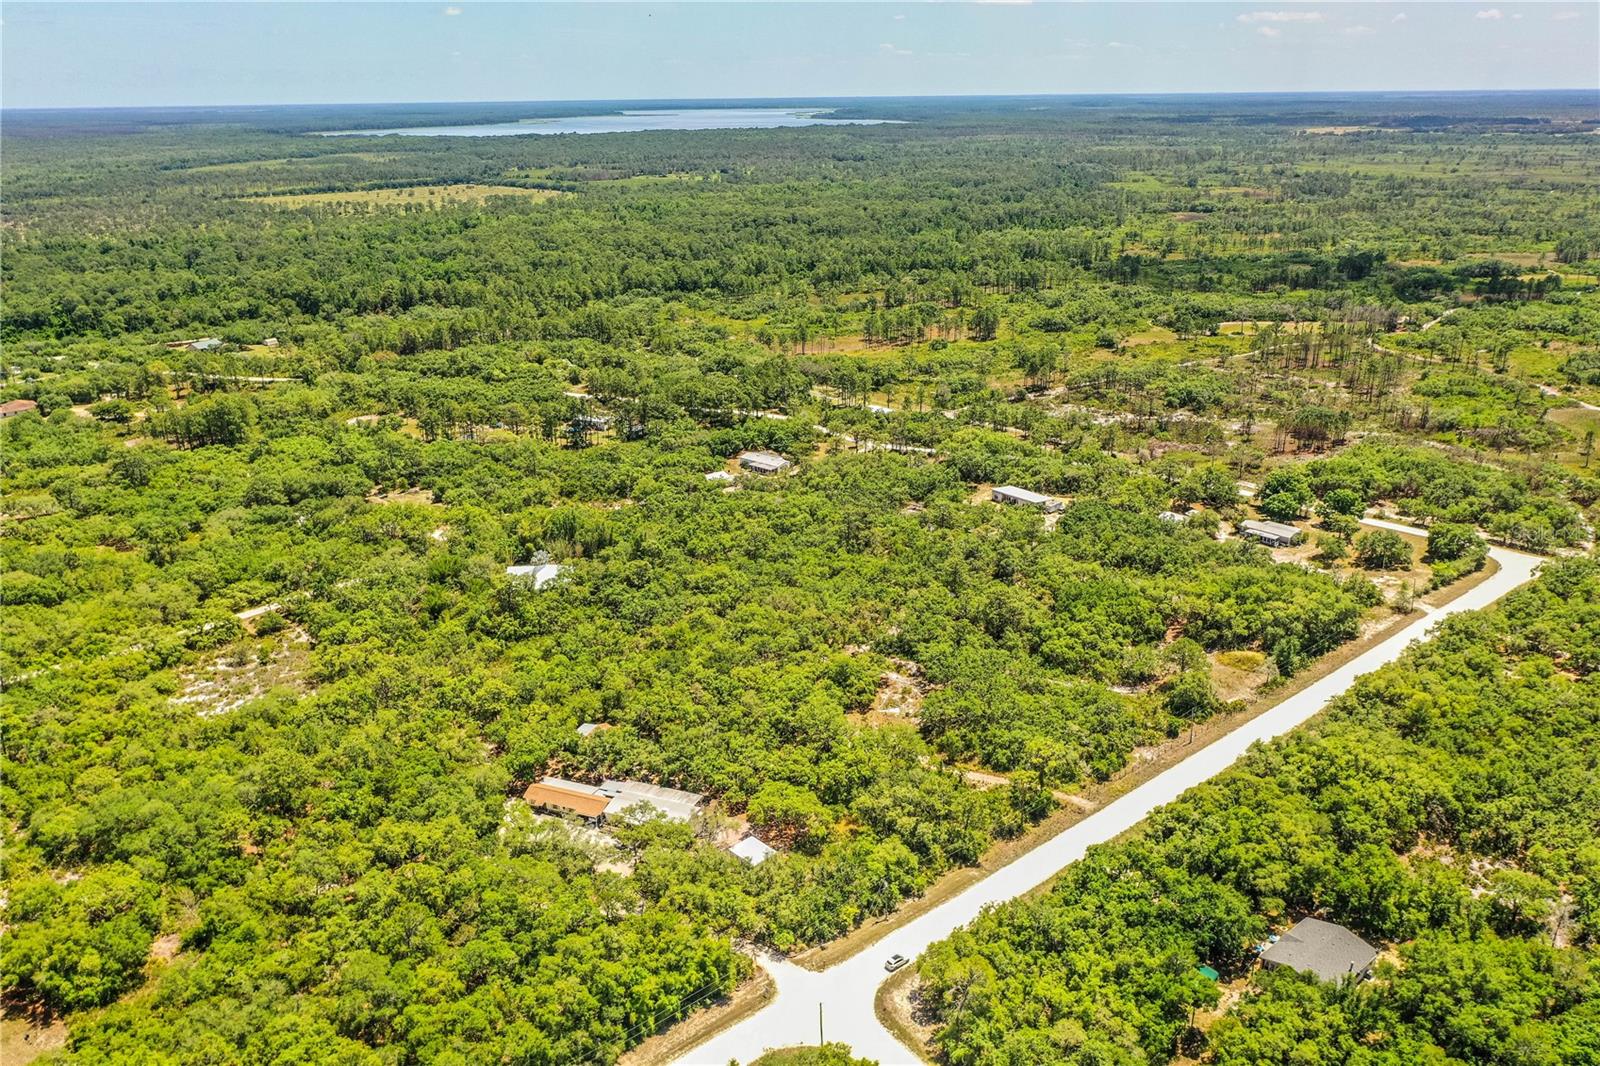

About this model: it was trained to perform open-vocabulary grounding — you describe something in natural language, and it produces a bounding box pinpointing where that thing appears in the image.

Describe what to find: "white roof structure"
[737,450,792,473]
[599,779,705,823]
[576,722,607,737]
[992,485,1064,512]
[506,562,569,589]
[705,470,737,481]
[1158,511,1188,523]
[190,337,224,351]
[729,835,777,866]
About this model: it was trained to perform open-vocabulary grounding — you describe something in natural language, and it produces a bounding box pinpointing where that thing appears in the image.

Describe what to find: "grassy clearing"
[184,152,397,173]
[249,184,564,209]
[1548,405,1600,470]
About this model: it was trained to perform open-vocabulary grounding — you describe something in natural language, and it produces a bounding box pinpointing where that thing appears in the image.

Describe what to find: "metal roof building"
[1239,519,1302,547]
[737,450,792,474]
[1260,918,1378,983]
[992,485,1064,513]
[599,779,705,823]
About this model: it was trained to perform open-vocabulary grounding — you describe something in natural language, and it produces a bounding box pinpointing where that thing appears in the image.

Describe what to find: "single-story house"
[572,414,612,431]
[1239,519,1302,548]
[737,450,792,474]
[1158,510,1188,524]
[524,777,611,821]
[506,562,568,590]
[0,399,40,419]
[189,337,224,351]
[992,485,1065,513]
[728,835,777,866]
[1260,918,1377,983]
[599,779,705,823]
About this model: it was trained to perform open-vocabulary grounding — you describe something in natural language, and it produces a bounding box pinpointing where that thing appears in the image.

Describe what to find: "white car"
[884,954,909,972]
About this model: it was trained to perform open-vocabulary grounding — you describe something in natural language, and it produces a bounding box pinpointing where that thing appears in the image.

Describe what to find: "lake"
[318,107,902,138]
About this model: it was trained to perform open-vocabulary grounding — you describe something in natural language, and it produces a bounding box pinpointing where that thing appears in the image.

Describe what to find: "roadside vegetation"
[916,558,1600,1066]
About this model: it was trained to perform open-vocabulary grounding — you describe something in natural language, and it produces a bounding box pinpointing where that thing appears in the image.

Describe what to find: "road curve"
[674,531,1542,1065]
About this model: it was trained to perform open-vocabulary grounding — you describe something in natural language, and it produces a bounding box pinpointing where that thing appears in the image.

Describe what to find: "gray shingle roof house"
[1239,519,1302,547]
[1260,918,1377,982]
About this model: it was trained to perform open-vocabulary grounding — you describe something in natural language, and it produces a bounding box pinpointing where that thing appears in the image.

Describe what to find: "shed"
[992,485,1064,513]
[599,779,705,823]
[1239,519,1302,548]
[506,562,568,590]
[729,835,777,866]
[705,470,737,482]
[576,722,613,738]
[1260,918,1377,983]
[524,777,611,820]
[737,450,792,474]
[0,399,40,419]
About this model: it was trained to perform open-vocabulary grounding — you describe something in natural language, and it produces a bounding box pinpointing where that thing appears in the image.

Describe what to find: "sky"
[3,2,1597,110]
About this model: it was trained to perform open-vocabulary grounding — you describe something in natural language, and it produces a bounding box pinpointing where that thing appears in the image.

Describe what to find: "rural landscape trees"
[2,92,1598,1064]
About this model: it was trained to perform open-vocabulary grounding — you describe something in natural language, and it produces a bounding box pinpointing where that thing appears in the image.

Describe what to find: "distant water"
[318,107,903,138]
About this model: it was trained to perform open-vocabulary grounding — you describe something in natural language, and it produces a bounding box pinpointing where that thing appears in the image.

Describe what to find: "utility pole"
[818,1002,824,1045]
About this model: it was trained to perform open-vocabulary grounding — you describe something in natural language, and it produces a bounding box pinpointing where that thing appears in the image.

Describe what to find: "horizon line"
[6,87,1599,115]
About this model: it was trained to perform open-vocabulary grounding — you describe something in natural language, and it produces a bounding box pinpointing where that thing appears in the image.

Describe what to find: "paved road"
[674,529,1542,1065]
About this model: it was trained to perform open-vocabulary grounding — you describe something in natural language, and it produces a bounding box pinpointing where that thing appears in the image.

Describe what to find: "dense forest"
[1,93,1597,1064]
[918,557,1600,1065]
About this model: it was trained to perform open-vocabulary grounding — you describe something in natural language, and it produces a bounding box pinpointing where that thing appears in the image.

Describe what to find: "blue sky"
[3,2,1596,109]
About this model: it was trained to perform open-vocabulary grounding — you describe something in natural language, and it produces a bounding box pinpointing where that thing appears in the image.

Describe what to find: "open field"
[249,183,564,208]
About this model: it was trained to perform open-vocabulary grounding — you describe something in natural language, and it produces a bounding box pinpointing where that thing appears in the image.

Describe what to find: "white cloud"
[893,13,907,19]
[1475,8,1503,19]
[1106,40,1134,49]
[443,5,461,14]
[1257,25,1282,37]
[1343,24,1375,36]
[1237,10,1325,23]
[1391,12,1407,22]
[1553,9,1581,18]
[879,42,912,55]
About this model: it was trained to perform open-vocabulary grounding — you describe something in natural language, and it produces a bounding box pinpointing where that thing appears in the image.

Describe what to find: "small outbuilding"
[737,450,792,474]
[0,399,40,419]
[1239,519,1302,548]
[576,722,613,738]
[1158,510,1188,524]
[1260,918,1377,983]
[992,485,1064,513]
[705,470,737,482]
[189,337,224,351]
[728,835,777,866]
